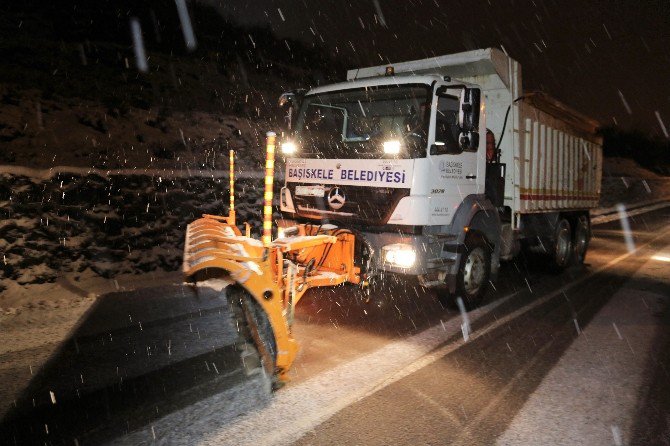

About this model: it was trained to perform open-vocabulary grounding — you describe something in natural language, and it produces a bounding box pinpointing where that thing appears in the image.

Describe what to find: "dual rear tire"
[573,214,591,264]
[550,214,591,271]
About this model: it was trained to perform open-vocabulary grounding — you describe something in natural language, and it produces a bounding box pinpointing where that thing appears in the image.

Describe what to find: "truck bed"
[512,92,603,214]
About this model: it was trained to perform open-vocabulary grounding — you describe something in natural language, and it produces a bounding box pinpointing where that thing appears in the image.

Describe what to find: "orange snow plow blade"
[183,215,359,380]
[182,138,360,381]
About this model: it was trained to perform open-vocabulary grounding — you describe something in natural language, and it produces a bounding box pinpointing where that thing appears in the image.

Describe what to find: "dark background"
[5,0,670,136]
[1,0,669,137]
[208,0,670,136]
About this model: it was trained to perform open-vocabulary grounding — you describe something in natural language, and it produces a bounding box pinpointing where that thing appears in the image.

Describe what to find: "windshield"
[293,84,430,159]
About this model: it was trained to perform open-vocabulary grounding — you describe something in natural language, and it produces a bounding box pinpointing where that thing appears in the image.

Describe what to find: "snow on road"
[497,246,670,446]
[109,286,516,445]
[113,225,670,446]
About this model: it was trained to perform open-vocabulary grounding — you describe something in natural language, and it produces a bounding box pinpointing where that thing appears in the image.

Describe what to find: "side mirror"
[278,92,295,108]
[278,89,305,131]
[278,92,296,131]
[458,88,481,132]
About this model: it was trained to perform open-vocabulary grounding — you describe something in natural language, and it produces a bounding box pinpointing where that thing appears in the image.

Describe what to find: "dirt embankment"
[600,157,670,208]
[0,171,273,310]
[0,88,270,170]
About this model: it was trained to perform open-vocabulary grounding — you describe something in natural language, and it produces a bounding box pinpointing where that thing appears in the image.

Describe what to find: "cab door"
[427,84,485,225]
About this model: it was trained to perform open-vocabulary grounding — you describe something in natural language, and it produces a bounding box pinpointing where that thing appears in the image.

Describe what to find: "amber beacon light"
[263,131,276,247]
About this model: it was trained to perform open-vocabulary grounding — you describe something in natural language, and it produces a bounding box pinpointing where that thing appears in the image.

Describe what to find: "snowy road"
[0,284,250,444]
[291,207,670,446]
[1,206,669,445]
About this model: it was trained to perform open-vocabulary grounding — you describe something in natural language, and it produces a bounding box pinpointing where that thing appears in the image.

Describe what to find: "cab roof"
[306,75,475,96]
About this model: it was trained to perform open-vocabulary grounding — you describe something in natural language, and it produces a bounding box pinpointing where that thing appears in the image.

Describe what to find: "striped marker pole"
[229,149,236,225]
[263,132,276,247]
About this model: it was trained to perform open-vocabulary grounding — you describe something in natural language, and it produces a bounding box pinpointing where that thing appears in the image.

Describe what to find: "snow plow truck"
[183,48,603,383]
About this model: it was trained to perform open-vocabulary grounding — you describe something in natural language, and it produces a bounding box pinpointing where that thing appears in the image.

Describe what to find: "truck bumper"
[360,230,460,289]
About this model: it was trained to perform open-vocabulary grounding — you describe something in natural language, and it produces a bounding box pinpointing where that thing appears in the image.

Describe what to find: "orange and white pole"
[263,132,276,247]
[228,149,236,225]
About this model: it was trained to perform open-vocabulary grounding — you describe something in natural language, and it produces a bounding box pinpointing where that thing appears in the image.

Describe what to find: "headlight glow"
[281,141,297,155]
[383,243,416,268]
[276,224,298,239]
[383,140,401,155]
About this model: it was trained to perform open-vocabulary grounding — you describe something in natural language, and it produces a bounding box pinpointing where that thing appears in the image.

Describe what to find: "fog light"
[276,222,298,239]
[281,141,297,155]
[383,140,401,155]
[383,243,416,268]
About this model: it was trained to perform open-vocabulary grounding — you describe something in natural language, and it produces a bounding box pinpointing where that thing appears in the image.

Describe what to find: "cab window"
[435,95,461,153]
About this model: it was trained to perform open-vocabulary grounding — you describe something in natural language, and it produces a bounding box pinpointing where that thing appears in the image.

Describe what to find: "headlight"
[382,243,416,268]
[276,222,298,239]
[281,141,297,155]
[382,140,401,155]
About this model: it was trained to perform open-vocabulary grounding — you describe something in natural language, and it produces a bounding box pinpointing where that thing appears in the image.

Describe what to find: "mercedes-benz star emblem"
[327,186,346,210]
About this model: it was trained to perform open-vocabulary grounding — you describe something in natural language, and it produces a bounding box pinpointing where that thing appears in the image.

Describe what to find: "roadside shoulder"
[497,246,670,446]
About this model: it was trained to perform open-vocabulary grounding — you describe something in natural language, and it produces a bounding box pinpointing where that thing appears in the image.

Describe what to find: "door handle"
[466,174,477,179]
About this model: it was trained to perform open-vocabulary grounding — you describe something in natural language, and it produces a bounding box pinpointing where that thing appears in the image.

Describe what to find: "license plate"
[295,185,325,197]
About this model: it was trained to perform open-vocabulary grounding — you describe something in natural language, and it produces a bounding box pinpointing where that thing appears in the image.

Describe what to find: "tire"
[227,286,278,383]
[550,218,573,272]
[455,233,492,309]
[573,214,591,264]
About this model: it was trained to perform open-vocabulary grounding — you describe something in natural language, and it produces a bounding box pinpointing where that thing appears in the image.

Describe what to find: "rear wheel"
[573,214,591,264]
[455,233,492,309]
[550,218,573,271]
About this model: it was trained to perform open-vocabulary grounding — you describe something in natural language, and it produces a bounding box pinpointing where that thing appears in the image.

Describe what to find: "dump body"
[514,93,602,215]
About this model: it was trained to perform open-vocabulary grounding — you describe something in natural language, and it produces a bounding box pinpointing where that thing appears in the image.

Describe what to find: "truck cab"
[278,70,501,304]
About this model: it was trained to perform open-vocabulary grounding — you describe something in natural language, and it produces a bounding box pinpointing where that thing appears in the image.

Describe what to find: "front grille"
[288,184,410,226]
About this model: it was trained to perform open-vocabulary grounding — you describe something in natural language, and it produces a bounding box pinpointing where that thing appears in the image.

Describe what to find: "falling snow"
[0,1,669,445]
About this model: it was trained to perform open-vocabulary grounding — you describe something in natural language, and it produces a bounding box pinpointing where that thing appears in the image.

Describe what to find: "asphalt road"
[0,283,250,445]
[1,206,669,445]
[294,209,670,446]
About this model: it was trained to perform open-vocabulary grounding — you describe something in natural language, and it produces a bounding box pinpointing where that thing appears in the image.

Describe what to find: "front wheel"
[455,233,492,309]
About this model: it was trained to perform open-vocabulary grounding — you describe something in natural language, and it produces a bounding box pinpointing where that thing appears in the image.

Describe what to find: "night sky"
[206,0,670,137]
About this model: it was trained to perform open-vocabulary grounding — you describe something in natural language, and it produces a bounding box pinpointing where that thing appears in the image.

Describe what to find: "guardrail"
[591,199,670,225]
[0,165,283,181]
